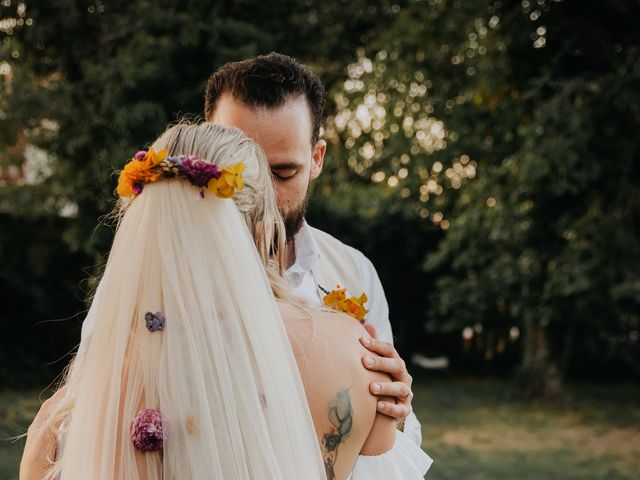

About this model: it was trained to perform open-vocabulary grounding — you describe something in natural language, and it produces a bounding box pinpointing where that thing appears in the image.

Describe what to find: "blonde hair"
[42,123,324,479]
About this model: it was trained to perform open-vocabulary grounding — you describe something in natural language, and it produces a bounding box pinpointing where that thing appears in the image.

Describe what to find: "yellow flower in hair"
[208,162,244,198]
[117,148,169,197]
[144,148,169,168]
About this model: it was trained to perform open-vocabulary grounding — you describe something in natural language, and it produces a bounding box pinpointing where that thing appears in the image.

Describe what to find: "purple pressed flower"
[130,408,164,452]
[145,311,165,332]
[134,150,147,160]
[177,156,222,188]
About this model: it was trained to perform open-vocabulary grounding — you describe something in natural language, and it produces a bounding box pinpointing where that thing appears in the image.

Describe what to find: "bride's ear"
[310,140,326,180]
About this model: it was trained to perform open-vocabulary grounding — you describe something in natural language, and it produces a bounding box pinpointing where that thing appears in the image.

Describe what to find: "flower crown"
[117,148,244,198]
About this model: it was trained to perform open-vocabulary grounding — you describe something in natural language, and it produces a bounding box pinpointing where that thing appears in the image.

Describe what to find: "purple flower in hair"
[177,156,222,188]
[166,155,184,167]
[134,150,147,160]
[130,408,164,452]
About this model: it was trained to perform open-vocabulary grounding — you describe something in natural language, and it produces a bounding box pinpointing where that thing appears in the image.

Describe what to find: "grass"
[2,378,639,479]
[413,377,640,480]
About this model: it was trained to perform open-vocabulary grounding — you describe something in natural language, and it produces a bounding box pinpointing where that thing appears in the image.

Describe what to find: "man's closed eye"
[272,169,298,181]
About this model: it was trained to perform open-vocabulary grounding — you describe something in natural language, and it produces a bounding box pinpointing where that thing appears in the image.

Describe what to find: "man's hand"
[360,323,413,421]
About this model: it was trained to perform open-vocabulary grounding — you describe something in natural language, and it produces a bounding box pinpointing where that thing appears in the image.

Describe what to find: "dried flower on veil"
[130,408,164,452]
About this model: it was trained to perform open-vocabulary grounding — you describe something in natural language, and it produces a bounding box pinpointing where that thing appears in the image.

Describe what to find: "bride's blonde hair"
[42,123,324,479]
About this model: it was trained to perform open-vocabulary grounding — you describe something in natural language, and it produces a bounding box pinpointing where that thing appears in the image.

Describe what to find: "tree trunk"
[516,318,563,401]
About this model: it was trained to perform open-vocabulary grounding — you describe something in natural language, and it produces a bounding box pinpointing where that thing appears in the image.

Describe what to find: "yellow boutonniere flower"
[208,162,244,198]
[323,286,369,322]
[342,293,369,322]
[117,148,168,197]
[322,287,347,309]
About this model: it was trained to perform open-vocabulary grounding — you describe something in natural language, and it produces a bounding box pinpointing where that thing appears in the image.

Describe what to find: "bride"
[20,122,431,479]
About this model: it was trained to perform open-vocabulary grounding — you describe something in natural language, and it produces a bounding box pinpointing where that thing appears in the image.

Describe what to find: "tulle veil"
[43,123,326,479]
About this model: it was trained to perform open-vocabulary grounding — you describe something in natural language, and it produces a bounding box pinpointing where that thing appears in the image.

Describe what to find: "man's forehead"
[213,94,312,135]
[212,94,313,159]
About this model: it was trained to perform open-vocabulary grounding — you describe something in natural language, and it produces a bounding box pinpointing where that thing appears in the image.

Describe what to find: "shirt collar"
[286,220,320,276]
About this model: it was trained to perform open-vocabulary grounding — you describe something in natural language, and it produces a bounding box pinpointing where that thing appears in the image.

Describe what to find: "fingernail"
[364,357,374,368]
[372,383,381,393]
[378,401,386,410]
[361,336,372,345]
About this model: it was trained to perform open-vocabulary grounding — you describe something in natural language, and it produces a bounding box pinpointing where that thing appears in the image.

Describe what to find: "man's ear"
[310,139,326,180]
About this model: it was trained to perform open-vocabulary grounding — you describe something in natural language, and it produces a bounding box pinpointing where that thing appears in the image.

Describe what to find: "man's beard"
[282,194,309,242]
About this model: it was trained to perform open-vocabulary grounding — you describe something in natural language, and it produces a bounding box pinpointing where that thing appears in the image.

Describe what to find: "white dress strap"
[348,430,433,479]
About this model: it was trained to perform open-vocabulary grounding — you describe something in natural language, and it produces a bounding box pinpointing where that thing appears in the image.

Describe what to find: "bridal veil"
[43,123,326,479]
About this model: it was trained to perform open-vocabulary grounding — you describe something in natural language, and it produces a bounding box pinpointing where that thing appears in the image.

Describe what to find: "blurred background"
[1,0,639,478]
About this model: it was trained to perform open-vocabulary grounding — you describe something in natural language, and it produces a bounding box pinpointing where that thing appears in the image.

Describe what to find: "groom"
[204,52,422,445]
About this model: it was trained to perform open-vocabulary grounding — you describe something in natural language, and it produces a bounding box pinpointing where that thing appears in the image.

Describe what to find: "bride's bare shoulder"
[279,301,390,388]
[278,301,370,350]
[278,301,391,478]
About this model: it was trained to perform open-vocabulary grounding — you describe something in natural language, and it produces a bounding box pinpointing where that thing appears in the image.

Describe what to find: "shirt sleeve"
[346,247,394,343]
[350,430,432,480]
[347,246,424,447]
[402,411,423,446]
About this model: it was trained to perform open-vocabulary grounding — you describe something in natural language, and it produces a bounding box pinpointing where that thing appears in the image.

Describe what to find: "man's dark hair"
[204,52,326,145]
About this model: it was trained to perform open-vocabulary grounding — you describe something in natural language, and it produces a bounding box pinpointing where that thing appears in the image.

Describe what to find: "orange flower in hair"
[117,148,168,197]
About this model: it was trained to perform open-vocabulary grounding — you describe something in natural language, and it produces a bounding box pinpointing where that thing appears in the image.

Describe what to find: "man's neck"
[284,239,296,270]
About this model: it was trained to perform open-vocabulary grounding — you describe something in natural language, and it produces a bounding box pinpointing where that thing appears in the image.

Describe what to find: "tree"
[322,0,640,396]
[0,0,392,385]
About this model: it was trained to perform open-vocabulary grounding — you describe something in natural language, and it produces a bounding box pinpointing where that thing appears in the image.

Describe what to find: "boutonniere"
[319,285,369,323]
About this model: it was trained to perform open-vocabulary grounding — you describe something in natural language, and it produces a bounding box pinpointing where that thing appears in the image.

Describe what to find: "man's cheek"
[274,186,291,212]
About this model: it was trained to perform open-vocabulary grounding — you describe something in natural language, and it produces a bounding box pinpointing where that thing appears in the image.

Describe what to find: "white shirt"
[285,221,391,343]
[286,221,423,447]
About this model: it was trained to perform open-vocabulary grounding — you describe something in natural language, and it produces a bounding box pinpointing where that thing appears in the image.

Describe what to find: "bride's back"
[280,302,396,480]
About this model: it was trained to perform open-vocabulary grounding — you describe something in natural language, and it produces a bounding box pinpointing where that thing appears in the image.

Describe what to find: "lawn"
[413,377,640,480]
[2,378,639,479]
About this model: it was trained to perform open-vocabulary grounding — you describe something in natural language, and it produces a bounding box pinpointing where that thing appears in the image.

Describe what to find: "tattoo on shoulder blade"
[322,388,353,480]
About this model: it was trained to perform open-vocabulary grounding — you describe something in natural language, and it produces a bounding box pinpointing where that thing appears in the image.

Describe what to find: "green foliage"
[1,1,301,386]
[1,0,639,392]
[0,0,382,386]
[319,0,640,389]
[426,1,640,385]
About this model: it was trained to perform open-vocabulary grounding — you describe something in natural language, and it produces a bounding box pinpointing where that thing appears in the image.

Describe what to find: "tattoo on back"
[322,389,353,480]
